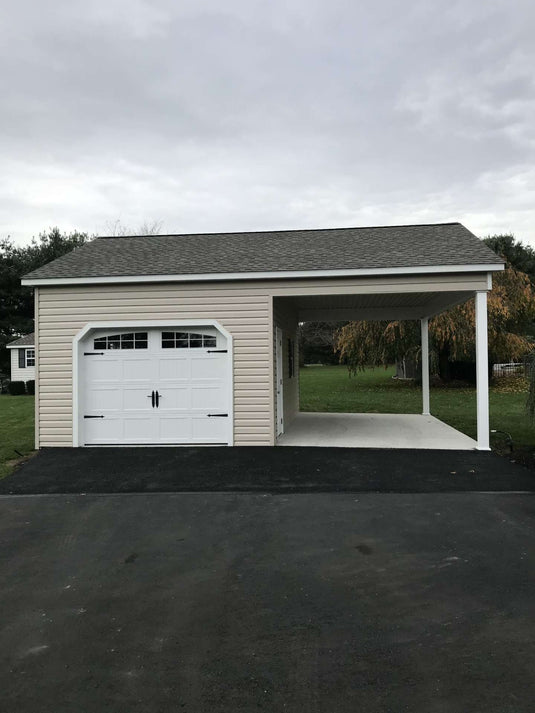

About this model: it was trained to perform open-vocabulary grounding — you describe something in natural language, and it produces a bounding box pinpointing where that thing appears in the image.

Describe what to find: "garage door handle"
[155,390,162,408]
[207,413,228,417]
[84,415,104,419]
[147,390,155,407]
[207,349,227,353]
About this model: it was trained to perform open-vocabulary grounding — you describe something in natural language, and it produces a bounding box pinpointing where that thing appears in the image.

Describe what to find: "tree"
[102,219,163,236]
[298,322,343,366]
[0,228,92,374]
[483,234,535,283]
[335,262,535,380]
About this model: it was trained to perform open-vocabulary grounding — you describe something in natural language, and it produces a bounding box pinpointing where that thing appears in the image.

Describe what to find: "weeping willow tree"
[335,264,535,380]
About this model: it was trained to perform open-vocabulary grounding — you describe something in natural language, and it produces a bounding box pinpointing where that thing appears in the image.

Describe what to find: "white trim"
[6,343,34,349]
[421,318,430,416]
[22,263,504,287]
[72,319,234,448]
[475,292,490,451]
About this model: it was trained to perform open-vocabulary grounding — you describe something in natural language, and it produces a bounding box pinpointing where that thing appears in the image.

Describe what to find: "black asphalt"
[1,446,534,494]
[2,491,535,712]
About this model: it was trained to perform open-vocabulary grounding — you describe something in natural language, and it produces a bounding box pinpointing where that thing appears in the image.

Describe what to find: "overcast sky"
[2,0,534,245]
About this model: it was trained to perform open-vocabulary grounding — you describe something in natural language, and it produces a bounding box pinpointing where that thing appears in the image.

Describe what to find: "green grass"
[0,395,35,478]
[300,365,535,448]
[0,369,532,475]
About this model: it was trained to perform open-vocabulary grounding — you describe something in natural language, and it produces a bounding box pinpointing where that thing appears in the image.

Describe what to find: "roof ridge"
[96,222,462,240]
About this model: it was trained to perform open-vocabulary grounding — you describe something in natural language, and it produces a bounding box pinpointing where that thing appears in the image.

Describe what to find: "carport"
[274,285,492,451]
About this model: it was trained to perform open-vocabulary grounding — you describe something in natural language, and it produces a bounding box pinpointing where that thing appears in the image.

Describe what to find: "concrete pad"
[278,412,478,449]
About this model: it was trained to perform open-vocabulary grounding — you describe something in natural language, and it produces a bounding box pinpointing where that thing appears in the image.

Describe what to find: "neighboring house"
[6,333,36,383]
[21,223,504,450]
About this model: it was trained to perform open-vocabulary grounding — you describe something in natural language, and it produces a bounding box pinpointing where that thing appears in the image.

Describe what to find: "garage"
[76,323,232,446]
[22,224,504,449]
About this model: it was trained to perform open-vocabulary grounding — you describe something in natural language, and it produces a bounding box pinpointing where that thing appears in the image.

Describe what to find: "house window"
[288,339,294,378]
[93,332,148,350]
[161,332,217,349]
[26,349,35,367]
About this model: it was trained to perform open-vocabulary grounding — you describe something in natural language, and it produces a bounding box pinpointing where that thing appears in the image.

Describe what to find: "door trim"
[275,326,284,437]
[72,320,233,447]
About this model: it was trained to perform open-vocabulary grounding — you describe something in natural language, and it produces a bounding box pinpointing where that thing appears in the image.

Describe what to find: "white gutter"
[21,263,504,287]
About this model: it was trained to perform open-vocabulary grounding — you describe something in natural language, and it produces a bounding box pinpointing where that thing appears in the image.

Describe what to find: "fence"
[493,361,530,377]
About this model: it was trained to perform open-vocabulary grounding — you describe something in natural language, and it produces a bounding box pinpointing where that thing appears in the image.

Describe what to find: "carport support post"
[475,291,490,450]
[421,318,430,416]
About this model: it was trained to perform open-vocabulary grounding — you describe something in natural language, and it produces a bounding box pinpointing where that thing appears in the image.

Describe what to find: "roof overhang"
[21,262,504,287]
[6,343,34,349]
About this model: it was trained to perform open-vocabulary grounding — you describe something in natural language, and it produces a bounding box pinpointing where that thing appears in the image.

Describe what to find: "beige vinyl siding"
[36,271,490,448]
[267,273,490,298]
[37,283,272,447]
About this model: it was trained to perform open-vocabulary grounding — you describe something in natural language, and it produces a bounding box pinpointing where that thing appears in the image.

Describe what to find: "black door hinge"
[207,349,228,353]
[84,352,105,355]
[84,415,104,419]
[207,413,228,417]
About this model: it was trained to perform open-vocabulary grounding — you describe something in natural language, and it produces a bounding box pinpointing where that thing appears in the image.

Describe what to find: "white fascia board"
[6,344,34,349]
[21,263,505,287]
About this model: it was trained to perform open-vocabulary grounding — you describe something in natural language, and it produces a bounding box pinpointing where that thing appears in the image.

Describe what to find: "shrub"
[26,380,35,395]
[8,381,26,396]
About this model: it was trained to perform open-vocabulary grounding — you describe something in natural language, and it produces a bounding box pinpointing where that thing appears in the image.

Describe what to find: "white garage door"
[81,327,230,445]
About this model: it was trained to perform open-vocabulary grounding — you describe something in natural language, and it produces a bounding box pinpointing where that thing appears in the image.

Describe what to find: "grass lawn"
[0,369,532,477]
[300,365,535,449]
[0,395,35,479]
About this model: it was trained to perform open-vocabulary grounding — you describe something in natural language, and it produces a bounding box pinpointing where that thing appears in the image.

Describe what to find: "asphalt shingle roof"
[7,333,35,348]
[23,223,503,281]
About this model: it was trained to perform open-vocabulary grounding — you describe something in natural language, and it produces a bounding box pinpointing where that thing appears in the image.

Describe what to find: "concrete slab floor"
[277,412,478,449]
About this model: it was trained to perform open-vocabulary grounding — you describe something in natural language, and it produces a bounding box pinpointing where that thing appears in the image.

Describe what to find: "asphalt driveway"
[1,446,534,493]
[2,490,535,712]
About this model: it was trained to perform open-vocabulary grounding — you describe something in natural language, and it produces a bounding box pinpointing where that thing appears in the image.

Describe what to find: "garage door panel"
[123,387,154,411]
[191,385,226,411]
[86,387,122,411]
[191,415,228,442]
[158,357,190,381]
[123,417,157,442]
[191,356,226,380]
[84,416,122,444]
[82,326,231,445]
[86,358,122,382]
[123,359,154,381]
[158,416,192,441]
[158,386,190,410]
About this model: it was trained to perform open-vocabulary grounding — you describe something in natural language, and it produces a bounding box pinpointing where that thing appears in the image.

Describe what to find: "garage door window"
[93,332,148,350]
[162,331,217,349]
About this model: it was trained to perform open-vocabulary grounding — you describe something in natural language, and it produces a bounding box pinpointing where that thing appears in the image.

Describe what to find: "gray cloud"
[1,0,534,244]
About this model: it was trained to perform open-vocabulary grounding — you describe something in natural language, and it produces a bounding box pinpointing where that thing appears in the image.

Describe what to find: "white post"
[421,318,430,415]
[475,291,490,450]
